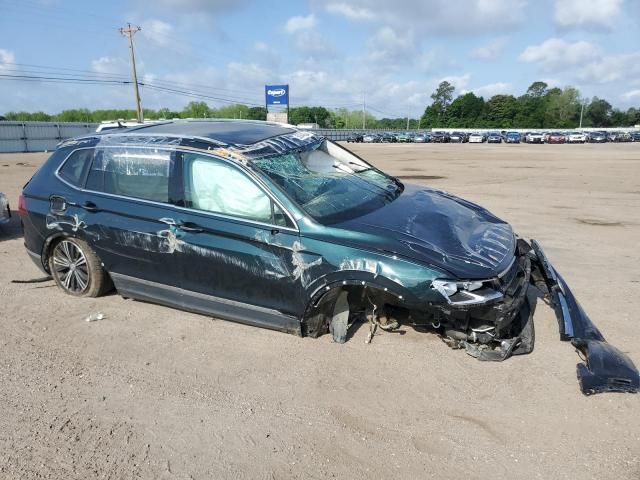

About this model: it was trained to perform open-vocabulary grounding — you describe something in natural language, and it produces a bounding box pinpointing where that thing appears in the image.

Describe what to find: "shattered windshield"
[251,140,403,224]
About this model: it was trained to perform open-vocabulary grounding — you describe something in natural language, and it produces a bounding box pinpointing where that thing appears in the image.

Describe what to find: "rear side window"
[86,147,172,203]
[59,148,93,187]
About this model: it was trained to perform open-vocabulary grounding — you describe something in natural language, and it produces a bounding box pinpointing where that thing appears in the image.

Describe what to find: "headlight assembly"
[431,279,503,306]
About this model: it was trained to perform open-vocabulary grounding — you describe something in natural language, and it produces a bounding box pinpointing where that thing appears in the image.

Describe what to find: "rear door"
[80,145,184,288]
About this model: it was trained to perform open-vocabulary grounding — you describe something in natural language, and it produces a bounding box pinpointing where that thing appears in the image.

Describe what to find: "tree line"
[421,81,640,129]
[3,81,639,129]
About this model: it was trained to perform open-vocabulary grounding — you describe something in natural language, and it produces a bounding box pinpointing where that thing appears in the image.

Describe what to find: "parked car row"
[346,130,640,144]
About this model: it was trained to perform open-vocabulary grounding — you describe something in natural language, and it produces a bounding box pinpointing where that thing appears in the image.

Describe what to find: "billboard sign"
[265,85,289,106]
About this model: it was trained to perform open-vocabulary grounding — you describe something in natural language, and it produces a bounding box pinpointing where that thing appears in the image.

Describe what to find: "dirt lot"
[1,143,639,479]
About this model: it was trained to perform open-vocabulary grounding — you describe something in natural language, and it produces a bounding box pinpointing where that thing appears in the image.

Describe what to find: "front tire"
[49,237,110,297]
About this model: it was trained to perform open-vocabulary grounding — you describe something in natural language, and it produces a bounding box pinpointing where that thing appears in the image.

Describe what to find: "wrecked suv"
[19,120,638,395]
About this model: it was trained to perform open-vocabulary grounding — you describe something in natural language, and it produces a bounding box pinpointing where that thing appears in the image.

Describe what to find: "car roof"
[120,119,296,146]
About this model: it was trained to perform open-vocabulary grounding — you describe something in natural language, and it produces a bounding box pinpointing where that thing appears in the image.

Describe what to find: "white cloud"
[0,48,16,72]
[367,26,415,65]
[254,42,270,52]
[468,82,512,97]
[140,19,174,47]
[554,0,623,30]
[470,37,508,60]
[282,15,334,59]
[520,38,640,93]
[440,73,471,91]
[284,14,316,34]
[90,56,129,75]
[622,89,640,100]
[519,38,600,71]
[321,0,527,35]
[579,53,640,83]
[135,0,244,14]
[325,3,375,21]
[292,31,336,58]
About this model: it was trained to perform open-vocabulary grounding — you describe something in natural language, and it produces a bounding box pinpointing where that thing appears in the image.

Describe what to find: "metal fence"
[0,121,98,153]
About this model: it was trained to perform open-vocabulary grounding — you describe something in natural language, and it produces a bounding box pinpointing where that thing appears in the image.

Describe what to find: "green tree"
[5,111,53,121]
[156,107,181,119]
[610,109,629,126]
[421,81,455,127]
[485,95,519,128]
[625,107,640,126]
[181,101,211,118]
[545,87,581,128]
[525,81,548,97]
[447,92,485,127]
[585,97,612,127]
[513,81,550,128]
[56,109,93,122]
[245,107,267,120]
[289,106,332,127]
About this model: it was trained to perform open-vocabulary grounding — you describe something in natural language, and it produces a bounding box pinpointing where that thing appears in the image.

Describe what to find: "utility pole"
[119,23,143,123]
[579,101,586,128]
[406,115,409,130]
[362,92,366,129]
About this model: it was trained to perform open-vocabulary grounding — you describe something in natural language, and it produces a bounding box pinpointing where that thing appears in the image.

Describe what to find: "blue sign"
[265,84,289,106]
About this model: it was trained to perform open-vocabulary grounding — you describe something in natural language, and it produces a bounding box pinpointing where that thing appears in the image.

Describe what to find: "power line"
[0,61,263,98]
[142,83,263,107]
[0,73,131,85]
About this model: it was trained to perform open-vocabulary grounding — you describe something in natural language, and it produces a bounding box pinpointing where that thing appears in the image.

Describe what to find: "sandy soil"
[0,143,638,479]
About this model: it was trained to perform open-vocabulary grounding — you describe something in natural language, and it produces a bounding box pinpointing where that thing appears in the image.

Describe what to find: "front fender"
[305,270,424,312]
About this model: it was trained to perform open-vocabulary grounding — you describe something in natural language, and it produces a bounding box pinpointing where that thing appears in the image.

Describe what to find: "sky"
[1,0,639,118]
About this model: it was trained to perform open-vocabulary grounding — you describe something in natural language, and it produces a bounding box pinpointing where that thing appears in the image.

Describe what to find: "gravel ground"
[0,143,638,479]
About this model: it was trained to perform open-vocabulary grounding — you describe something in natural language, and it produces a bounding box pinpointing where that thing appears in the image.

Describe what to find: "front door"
[167,151,303,330]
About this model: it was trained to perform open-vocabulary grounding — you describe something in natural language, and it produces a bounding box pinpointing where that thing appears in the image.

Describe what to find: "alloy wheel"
[52,240,90,294]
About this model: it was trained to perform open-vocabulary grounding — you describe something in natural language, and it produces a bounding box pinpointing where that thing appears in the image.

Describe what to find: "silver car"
[0,193,10,224]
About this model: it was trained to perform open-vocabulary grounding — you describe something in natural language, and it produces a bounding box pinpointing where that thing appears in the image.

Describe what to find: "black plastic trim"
[531,239,639,395]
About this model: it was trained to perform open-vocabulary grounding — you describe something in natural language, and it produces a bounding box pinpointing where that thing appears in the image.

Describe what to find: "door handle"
[81,201,98,212]
[159,217,177,226]
[177,221,203,233]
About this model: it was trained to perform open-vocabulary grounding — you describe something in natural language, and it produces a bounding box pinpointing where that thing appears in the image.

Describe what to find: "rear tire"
[49,237,111,297]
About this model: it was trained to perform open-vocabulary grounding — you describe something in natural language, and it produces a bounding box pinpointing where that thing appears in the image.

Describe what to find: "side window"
[86,147,171,203]
[59,148,93,187]
[183,153,273,224]
[272,203,290,227]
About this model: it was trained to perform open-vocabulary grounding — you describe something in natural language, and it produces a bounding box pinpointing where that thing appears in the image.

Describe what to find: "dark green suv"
[19,120,638,395]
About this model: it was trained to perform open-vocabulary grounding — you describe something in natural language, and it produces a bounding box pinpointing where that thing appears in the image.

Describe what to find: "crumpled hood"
[333,184,516,279]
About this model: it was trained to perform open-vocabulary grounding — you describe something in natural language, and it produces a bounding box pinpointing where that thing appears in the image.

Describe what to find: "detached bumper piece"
[531,240,639,395]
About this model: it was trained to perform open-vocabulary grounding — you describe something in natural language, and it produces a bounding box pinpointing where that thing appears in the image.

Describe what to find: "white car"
[566,132,587,144]
[526,132,544,144]
[0,193,10,225]
[468,133,485,143]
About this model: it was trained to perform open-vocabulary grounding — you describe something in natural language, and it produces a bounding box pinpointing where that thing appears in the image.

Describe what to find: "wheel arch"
[300,271,419,338]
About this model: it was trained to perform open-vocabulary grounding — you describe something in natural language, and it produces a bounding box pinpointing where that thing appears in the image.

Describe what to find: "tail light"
[18,193,27,217]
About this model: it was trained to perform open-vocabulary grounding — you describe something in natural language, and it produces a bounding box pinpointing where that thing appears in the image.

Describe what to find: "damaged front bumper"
[531,240,639,395]
[432,239,638,395]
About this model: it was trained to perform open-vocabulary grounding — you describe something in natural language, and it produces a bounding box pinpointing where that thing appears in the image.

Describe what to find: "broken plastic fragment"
[85,313,106,322]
